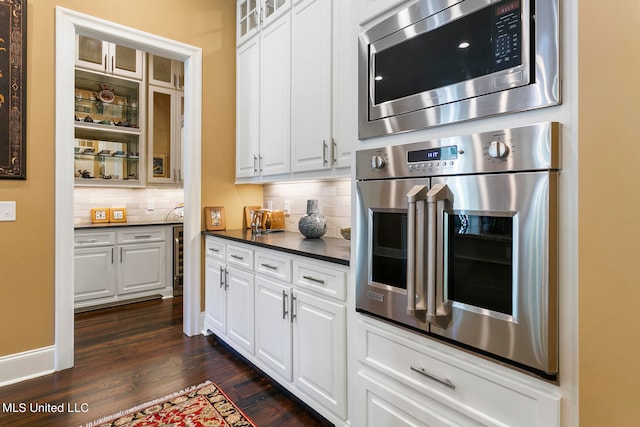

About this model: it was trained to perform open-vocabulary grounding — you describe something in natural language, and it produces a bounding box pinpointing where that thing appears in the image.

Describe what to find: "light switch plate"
[0,201,16,221]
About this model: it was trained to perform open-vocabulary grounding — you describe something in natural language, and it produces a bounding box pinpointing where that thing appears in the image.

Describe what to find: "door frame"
[55,7,203,370]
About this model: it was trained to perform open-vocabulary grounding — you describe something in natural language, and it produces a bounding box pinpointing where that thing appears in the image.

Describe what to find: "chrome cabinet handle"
[322,140,328,166]
[219,266,225,288]
[407,184,428,322]
[259,154,263,173]
[425,184,453,328]
[225,268,229,290]
[261,263,277,270]
[208,247,219,252]
[104,54,108,73]
[120,247,123,263]
[134,234,152,239]
[111,247,114,264]
[77,239,97,244]
[253,154,258,174]
[291,294,297,323]
[282,290,289,320]
[230,254,244,261]
[302,275,325,284]
[410,366,455,389]
[332,138,337,164]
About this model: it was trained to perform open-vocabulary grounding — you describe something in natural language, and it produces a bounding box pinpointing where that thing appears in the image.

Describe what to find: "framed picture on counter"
[153,155,167,178]
[205,206,226,231]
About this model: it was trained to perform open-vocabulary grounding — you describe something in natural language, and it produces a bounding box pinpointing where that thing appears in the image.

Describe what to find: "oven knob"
[371,155,385,169]
[488,140,509,158]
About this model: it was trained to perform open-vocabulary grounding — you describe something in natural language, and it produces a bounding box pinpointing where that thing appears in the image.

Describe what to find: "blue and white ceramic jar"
[298,199,327,239]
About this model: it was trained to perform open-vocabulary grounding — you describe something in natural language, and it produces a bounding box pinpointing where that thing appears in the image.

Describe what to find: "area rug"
[84,380,257,427]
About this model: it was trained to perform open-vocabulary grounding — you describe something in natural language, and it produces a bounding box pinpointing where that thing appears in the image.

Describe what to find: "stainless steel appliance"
[358,0,560,139]
[173,225,184,296]
[355,122,560,379]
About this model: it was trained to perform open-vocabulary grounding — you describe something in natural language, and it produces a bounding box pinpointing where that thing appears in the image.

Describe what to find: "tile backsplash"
[263,179,351,238]
[74,187,184,225]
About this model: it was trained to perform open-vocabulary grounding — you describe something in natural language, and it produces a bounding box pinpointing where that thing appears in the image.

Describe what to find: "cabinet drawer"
[118,227,166,244]
[74,231,116,247]
[205,237,226,260]
[359,323,561,427]
[226,244,254,270]
[293,260,347,301]
[255,249,292,282]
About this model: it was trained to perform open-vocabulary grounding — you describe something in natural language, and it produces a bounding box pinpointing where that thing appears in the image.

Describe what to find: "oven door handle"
[426,183,453,328]
[407,184,428,321]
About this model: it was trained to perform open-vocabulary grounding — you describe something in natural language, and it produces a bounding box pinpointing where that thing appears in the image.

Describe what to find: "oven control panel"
[355,122,560,180]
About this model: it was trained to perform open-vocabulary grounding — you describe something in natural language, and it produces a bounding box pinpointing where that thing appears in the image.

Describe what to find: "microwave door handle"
[426,184,453,329]
[407,185,428,321]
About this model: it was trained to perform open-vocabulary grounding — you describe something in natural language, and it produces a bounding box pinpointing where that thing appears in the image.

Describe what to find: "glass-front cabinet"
[148,54,184,90]
[74,69,145,186]
[76,34,144,79]
[237,0,290,45]
[147,85,184,185]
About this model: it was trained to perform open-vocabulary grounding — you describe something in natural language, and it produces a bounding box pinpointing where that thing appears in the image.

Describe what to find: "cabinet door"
[259,13,291,176]
[76,35,109,74]
[293,290,346,418]
[255,276,293,381]
[262,0,291,28]
[117,242,166,294]
[226,266,255,354]
[148,85,184,185]
[76,35,142,79]
[74,246,116,302]
[291,0,332,172]
[148,55,184,90]
[236,37,261,178]
[112,44,144,79]
[237,0,261,45]
[205,257,227,336]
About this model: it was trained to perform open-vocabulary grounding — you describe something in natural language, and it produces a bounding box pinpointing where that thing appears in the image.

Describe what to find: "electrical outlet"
[283,200,291,215]
[147,201,154,211]
[0,201,16,221]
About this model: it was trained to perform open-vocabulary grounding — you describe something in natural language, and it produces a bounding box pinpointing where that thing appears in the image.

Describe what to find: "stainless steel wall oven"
[355,122,560,379]
[358,0,560,138]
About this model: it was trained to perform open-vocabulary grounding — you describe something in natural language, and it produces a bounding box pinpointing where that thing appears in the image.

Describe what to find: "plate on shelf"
[98,89,115,103]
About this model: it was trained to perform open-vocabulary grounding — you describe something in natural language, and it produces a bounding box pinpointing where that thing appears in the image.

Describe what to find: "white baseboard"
[0,346,55,387]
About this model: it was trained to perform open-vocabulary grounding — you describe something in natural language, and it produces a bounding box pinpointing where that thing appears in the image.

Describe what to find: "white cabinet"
[148,54,184,90]
[204,241,256,357]
[236,1,291,179]
[74,226,172,310]
[353,317,562,427]
[204,235,349,425]
[147,84,184,185]
[76,34,143,79]
[291,0,332,172]
[235,0,351,181]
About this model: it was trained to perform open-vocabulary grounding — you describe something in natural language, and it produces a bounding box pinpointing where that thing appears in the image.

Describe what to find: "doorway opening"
[55,8,203,370]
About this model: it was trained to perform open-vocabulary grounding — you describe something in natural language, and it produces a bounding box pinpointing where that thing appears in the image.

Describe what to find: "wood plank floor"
[0,297,331,426]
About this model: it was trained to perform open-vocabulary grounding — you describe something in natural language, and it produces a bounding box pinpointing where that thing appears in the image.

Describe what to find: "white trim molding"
[55,7,202,372]
[0,346,55,387]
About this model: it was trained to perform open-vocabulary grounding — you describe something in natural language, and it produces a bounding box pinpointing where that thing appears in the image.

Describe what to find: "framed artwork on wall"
[205,206,226,231]
[0,0,26,179]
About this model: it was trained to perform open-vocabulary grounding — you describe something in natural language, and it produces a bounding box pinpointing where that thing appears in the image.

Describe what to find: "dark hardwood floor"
[0,297,330,426]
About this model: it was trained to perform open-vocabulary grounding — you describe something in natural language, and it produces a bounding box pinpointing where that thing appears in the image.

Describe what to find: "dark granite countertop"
[203,229,351,266]
[75,221,184,230]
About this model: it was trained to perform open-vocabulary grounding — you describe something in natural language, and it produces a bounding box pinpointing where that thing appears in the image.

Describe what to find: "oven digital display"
[407,146,458,163]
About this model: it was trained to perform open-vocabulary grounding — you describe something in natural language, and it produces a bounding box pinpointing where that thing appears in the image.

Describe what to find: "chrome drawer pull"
[302,275,325,284]
[230,254,244,260]
[282,290,289,320]
[208,247,220,252]
[134,234,152,239]
[77,239,98,243]
[261,263,278,270]
[410,366,455,389]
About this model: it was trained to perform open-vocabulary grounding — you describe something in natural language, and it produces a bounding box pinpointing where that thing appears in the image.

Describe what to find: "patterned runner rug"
[84,381,256,427]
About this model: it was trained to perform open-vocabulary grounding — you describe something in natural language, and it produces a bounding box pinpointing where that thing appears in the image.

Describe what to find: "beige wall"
[0,0,261,357]
[578,1,640,424]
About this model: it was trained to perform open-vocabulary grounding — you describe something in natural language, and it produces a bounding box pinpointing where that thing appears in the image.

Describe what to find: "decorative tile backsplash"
[263,179,352,238]
[74,188,184,225]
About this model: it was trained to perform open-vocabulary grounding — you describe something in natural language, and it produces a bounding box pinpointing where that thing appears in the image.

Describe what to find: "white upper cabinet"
[236,0,291,179]
[148,54,184,90]
[291,0,332,173]
[76,34,144,80]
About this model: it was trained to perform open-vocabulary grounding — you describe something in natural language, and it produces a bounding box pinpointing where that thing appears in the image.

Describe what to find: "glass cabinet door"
[238,0,260,44]
[148,85,183,185]
[148,54,184,90]
[74,129,140,185]
[76,35,143,79]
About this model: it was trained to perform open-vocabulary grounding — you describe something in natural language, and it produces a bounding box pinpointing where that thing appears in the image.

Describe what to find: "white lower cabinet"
[74,226,173,309]
[204,235,349,425]
[353,318,562,427]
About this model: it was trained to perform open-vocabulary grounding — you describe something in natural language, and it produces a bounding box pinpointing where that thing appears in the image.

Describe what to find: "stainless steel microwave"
[358,0,560,139]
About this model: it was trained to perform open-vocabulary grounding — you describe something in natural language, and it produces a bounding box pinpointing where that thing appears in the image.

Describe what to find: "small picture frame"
[153,155,167,178]
[91,208,110,224]
[244,205,261,229]
[205,206,226,231]
[109,207,127,223]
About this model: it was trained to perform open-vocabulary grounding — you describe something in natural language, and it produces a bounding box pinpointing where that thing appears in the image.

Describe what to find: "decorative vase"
[298,199,327,239]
